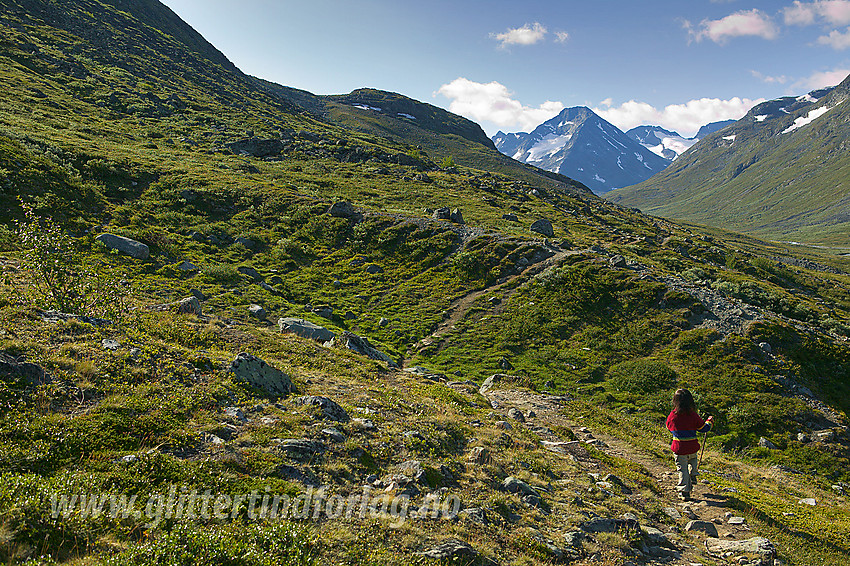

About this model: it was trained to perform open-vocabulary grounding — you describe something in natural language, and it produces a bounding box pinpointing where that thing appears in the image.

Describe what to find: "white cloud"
[751,70,789,84]
[554,31,570,43]
[686,9,779,44]
[796,67,850,89]
[817,27,850,48]
[600,97,614,107]
[435,77,564,132]
[490,22,547,48]
[593,97,765,138]
[784,1,850,26]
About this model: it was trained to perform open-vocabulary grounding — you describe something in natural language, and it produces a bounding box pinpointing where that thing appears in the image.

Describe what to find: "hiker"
[666,388,712,501]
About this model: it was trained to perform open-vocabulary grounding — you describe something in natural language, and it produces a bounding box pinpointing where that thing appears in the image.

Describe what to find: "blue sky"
[161,0,850,137]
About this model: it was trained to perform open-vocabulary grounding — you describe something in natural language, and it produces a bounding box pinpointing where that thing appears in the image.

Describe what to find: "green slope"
[608,77,850,246]
[0,2,849,565]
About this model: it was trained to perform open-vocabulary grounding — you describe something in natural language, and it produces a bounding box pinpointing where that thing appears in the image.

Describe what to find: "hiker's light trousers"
[675,452,699,495]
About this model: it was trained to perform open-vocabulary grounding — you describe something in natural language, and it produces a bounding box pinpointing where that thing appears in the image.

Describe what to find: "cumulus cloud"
[490,22,547,48]
[435,77,563,132]
[554,31,570,43]
[817,27,850,48]
[685,9,779,43]
[751,70,789,84]
[796,67,850,89]
[784,0,850,26]
[592,97,765,138]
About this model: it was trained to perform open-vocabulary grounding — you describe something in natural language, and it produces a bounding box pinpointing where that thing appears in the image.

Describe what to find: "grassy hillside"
[608,79,850,246]
[0,2,849,565]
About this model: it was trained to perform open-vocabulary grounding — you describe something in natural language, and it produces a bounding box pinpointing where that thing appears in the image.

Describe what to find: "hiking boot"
[679,492,691,501]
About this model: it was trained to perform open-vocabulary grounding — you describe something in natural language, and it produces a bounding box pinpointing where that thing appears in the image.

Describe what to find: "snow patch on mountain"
[782,103,839,134]
[526,133,573,162]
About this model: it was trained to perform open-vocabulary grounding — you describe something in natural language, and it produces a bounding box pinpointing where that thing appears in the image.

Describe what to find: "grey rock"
[502,213,519,222]
[603,473,632,494]
[398,460,423,476]
[450,208,464,224]
[640,526,669,546]
[204,433,225,445]
[798,498,816,506]
[686,520,719,537]
[96,233,150,259]
[364,264,383,274]
[758,341,772,354]
[312,305,333,319]
[353,417,376,431]
[102,339,121,351]
[797,432,810,443]
[705,537,775,559]
[294,396,350,422]
[177,260,198,272]
[276,464,320,487]
[328,201,358,218]
[479,373,514,395]
[321,427,345,443]
[530,218,554,238]
[333,331,397,367]
[812,429,835,442]
[728,516,746,525]
[235,237,255,250]
[495,420,512,430]
[459,507,489,525]
[404,430,425,440]
[498,357,513,370]
[225,137,283,157]
[189,288,207,302]
[248,304,267,320]
[581,517,639,534]
[609,255,627,268]
[508,407,525,422]
[528,529,566,560]
[563,530,585,549]
[229,353,292,398]
[224,406,248,423]
[467,446,491,464]
[278,317,335,342]
[663,507,682,520]
[432,207,451,220]
[501,476,540,498]
[1,353,50,386]
[415,539,477,560]
[378,317,390,327]
[177,296,202,315]
[277,438,326,460]
[237,266,263,281]
[758,437,779,450]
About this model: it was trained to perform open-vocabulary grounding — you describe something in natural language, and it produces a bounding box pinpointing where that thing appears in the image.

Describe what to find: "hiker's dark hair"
[672,388,696,414]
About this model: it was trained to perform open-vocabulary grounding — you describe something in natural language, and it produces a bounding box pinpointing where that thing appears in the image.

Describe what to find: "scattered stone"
[758,342,772,354]
[278,317,335,342]
[229,353,293,398]
[330,331,398,367]
[609,255,627,268]
[663,507,682,521]
[277,464,320,487]
[686,520,719,537]
[353,417,376,431]
[327,201,359,219]
[797,433,811,443]
[277,438,326,460]
[234,237,255,250]
[204,432,225,445]
[404,430,425,440]
[495,420,512,430]
[432,207,451,221]
[581,517,639,535]
[321,427,345,443]
[237,266,263,281]
[175,296,202,316]
[508,408,525,422]
[459,507,489,525]
[467,446,491,464]
[364,264,383,274]
[479,373,514,395]
[96,233,150,259]
[398,460,423,476]
[248,304,267,320]
[758,437,778,450]
[498,357,513,370]
[812,429,835,442]
[501,477,541,498]
[224,406,247,423]
[563,531,585,549]
[177,260,198,272]
[502,213,519,222]
[530,218,554,238]
[378,317,390,327]
[225,137,283,157]
[415,539,477,561]
[728,516,746,525]
[640,526,670,546]
[527,529,566,561]
[294,396,350,422]
[603,474,631,494]
[312,305,333,319]
[101,339,121,351]
[798,498,816,506]
[705,537,775,561]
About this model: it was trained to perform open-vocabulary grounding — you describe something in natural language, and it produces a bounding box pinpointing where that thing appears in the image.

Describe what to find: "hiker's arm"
[698,415,713,433]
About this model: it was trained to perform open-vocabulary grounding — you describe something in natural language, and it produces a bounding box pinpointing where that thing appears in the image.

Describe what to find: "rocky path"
[482,387,778,566]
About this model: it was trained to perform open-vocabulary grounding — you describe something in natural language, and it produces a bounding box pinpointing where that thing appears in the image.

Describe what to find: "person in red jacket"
[666,388,713,501]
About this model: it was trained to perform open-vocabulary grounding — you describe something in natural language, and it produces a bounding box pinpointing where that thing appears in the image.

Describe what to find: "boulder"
[432,207,451,221]
[450,208,464,224]
[248,304,267,320]
[609,255,627,268]
[293,395,350,422]
[758,437,779,450]
[277,438,326,460]
[321,427,345,443]
[415,539,477,561]
[229,353,293,398]
[685,520,718,537]
[0,353,50,386]
[333,331,397,367]
[96,233,149,259]
[530,219,554,238]
[705,537,775,560]
[328,201,359,219]
[177,260,198,272]
[467,446,491,464]
[237,266,263,281]
[176,296,202,315]
[501,476,540,498]
[502,213,519,222]
[224,137,284,157]
[479,373,509,395]
[508,408,525,422]
[278,318,335,342]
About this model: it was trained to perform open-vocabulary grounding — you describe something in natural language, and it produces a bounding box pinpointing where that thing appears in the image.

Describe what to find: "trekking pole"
[698,426,711,470]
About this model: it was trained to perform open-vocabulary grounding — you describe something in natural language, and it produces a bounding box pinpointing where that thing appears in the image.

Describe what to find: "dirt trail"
[484,388,769,565]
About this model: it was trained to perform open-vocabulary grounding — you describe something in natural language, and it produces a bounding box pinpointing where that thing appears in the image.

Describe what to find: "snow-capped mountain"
[625,126,697,160]
[492,107,670,194]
